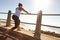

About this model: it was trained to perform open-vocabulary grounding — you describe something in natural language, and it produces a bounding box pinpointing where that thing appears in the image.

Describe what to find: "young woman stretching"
[10,3,30,31]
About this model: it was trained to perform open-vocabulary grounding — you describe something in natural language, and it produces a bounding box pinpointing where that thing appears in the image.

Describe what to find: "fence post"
[34,10,42,40]
[6,10,11,27]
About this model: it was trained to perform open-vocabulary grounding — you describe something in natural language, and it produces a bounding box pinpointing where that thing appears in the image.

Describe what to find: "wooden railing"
[0,12,60,28]
[1,12,60,16]
[0,10,60,40]
[0,20,60,29]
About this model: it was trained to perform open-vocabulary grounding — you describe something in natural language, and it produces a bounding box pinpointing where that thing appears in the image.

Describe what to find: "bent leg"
[10,15,20,31]
[11,19,20,31]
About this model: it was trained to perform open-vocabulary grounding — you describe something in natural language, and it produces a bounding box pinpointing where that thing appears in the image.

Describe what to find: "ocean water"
[0,13,60,34]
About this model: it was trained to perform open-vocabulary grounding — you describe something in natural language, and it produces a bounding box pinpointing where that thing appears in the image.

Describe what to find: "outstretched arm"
[22,8,30,14]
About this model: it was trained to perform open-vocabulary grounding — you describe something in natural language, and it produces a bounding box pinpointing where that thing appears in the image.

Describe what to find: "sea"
[0,13,60,34]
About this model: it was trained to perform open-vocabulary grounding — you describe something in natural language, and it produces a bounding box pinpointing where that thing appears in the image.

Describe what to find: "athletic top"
[13,7,21,17]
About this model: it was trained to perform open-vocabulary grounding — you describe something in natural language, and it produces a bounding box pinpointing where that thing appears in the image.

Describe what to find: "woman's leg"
[11,20,20,31]
[10,15,20,31]
[16,20,21,31]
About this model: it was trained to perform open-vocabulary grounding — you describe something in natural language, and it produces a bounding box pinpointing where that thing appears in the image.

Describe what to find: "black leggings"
[11,15,20,31]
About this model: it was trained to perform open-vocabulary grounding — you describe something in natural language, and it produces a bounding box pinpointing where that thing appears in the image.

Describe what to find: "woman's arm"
[22,8,30,14]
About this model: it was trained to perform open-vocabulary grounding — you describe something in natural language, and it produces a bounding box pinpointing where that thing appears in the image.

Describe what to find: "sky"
[0,0,60,14]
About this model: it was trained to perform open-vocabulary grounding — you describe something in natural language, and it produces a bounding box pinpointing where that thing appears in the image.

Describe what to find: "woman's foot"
[17,27,21,31]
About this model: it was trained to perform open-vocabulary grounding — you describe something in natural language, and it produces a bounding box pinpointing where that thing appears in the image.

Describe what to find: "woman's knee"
[15,19,20,23]
[18,20,20,24]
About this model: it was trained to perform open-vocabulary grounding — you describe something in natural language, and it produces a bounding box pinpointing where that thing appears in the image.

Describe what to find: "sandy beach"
[0,22,60,40]
[0,25,60,40]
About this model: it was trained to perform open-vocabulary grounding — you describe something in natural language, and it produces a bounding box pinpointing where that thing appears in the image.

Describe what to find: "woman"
[9,3,30,31]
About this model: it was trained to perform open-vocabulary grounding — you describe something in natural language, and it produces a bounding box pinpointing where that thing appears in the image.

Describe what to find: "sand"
[0,23,60,40]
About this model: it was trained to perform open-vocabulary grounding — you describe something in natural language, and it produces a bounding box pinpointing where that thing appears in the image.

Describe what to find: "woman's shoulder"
[15,7,18,10]
[16,7,18,9]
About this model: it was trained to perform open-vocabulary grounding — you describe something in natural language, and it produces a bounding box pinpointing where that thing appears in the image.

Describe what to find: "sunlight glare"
[33,0,51,11]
